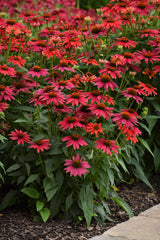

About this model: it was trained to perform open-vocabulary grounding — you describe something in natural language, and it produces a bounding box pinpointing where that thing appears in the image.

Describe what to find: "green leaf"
[132,159,153,189]
[153,145,160,173]
[110,196,134,218]
[32,134,46,142]
[14,106,35,112]
[14,119,29,123]
[21,187,39,199]
[45,186,58,201]
[39,208,50,222]
[79,186,93,226]
[36,201,44,212]
[0,190,18,211]
[6,163,21,173]
[0,134,7,143]
[138,137,154,157]
[43,175,57,192]
[24,174,40,187]
[66,193,73,211]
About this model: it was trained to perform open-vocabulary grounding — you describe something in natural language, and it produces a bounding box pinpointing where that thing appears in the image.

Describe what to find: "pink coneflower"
[8,56,26,68]
[66,91,87,106]
[27,66,49,78]
[135,49,160,64]
[58,115,82,131]
[138,81,157,96]
[99,64,122,79]
[0,64,16,77]
[112,110,138,129]
[0,85,15,101]
[12,81,31,94]
[62,134,88,149]
[86,122,104,137]
[123,52,141,64]
[114,37,137,48]
[29,92,45,106]
[9,129,31,145]
[64,154,90,177]
[148,37,160,48]
[121,87,143,104]
[89,103,114,119]
[94,74,118,91]
[133,1,153,16]
[28,139,51,153]
[0,102,9,112]
[84,90,109,104]
[95,138,120,156]
[39,89,65,105]
[53,103,72,116]
[52,59,75,73]
[153,65,160,75]
[52,80,74,90]
[140,29,159,38]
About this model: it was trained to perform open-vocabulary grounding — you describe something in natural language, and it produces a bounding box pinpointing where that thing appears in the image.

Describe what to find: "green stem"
[5,35,13,63]
[39,152,45,174]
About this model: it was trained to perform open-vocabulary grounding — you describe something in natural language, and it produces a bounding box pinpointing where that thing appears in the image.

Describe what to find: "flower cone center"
[101,74,111,82]
[7,19,16,25]
[121,112,130,120]
[68,117,75,123]
[71,92,80,99]
[97,103,106,110]
[33,66,41,72]
[128,88,137,96]
[71,134,80,140]
[104,140,112,147]
[49,91,57,97]
[92,90,100,96]
[0,85,5,91]
[72,160,81,168]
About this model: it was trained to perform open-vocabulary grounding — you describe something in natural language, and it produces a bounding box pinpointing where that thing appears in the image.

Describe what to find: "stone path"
[89,204,160,240]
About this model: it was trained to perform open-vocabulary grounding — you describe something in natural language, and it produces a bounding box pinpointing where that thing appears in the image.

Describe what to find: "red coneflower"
[138,81,157,96]
[95,138,120,156]
[8,56,26,68]
[86,122,104,137]
[9,129,31,145]
[62,134,88,149]
[64,154,90,177]
[28,139,51,153]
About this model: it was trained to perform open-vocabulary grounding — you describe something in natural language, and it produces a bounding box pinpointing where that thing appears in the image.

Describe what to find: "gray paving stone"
[89,235,128,240]
[89,204,160,240]
[139,204,160,219]
[103,216,160,240]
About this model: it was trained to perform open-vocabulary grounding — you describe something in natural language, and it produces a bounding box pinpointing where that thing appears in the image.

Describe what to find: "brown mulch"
[0,174,160,240]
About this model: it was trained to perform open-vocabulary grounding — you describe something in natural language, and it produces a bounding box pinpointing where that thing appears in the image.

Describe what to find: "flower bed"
[0,0,160,226]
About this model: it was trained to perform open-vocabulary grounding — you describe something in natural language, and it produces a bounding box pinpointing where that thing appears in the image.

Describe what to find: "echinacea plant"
[0,0,160,226]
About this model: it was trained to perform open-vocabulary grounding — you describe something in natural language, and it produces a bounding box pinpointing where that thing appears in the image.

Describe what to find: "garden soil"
[0,174,160,240]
